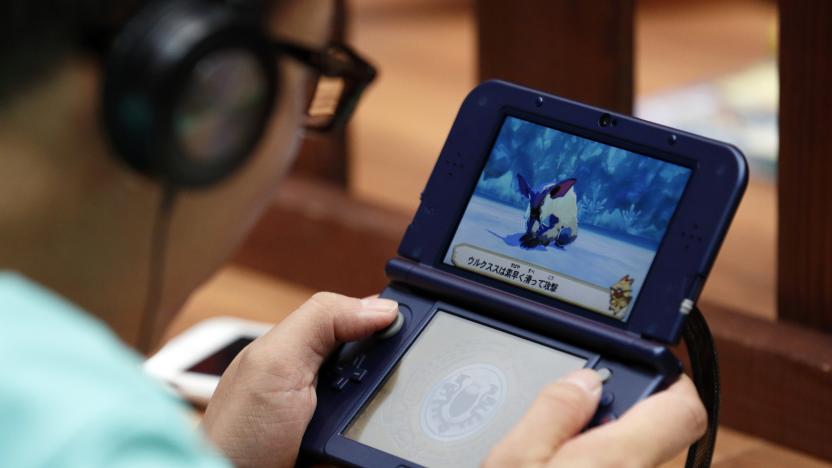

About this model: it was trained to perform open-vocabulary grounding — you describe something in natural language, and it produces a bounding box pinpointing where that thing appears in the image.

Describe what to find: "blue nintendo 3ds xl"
[300,80,747,467]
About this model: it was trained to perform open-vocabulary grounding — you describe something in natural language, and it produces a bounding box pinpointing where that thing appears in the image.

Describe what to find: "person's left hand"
[201,292,398,468]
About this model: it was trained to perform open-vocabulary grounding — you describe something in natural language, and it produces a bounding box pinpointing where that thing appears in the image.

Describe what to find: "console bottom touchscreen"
[343,312,587,467]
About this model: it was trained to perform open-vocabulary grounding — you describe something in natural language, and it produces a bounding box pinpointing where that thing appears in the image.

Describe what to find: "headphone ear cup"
[102,0,278,188]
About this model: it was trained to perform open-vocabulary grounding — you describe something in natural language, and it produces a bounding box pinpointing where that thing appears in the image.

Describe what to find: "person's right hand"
[484,370,706,468]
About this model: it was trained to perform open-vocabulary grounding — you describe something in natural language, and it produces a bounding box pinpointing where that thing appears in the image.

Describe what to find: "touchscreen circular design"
[419,363,507,441]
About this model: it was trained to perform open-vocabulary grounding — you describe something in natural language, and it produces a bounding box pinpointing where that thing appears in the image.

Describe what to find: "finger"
[484,369,602,467]
[549,375,707,468]
[255,292,398,371]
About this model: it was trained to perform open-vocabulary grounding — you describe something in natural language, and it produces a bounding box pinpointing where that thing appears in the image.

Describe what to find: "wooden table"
[162,265,830,468]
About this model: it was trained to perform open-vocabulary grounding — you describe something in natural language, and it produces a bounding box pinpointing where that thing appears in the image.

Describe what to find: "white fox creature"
[517,174,578,249]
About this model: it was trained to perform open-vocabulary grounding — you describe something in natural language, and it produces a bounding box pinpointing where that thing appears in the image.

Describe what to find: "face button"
[349,368,368,382]
[600,390,615,407]
[330,352,369,390]
[331,376,349,391]
[588,410,618,428]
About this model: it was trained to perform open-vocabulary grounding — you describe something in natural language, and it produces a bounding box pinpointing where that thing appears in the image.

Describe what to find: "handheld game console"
[300,80,747,468]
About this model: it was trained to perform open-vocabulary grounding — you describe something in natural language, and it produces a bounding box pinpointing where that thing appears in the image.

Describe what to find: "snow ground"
[445,196,657,304]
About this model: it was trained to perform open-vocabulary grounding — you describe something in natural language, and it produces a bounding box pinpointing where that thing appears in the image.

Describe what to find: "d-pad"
[330,353,368,391]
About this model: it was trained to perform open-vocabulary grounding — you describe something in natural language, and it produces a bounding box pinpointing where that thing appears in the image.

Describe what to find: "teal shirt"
[0,273,232,468]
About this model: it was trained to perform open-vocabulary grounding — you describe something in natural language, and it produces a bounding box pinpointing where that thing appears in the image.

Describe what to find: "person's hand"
[201,292,398,468]
[485,370,707,468]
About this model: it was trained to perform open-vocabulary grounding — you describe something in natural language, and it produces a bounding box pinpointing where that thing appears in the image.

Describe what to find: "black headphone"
[95,0,284,350]
[102,0,278,188]
[95,0,376,350]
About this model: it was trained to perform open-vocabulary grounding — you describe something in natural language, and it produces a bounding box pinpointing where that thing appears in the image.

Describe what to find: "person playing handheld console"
[0,1,706,467]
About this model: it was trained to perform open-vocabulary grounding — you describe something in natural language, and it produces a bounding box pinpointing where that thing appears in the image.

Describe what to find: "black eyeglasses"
[274,41,377,132]
[84,29,376,133]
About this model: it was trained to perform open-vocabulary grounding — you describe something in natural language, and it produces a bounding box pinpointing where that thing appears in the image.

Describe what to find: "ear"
[548,178,577,198]
[517,174,532,199]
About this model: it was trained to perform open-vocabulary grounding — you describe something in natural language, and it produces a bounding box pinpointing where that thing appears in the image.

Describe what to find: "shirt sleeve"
[49,399,232,468]
[0,272,234,468]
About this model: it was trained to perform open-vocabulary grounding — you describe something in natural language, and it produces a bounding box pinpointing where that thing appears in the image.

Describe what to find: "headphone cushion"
[102,0,278,187]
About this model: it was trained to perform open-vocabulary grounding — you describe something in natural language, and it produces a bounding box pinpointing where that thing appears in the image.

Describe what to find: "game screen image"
[344,312,587,467]
[443,116,691,320]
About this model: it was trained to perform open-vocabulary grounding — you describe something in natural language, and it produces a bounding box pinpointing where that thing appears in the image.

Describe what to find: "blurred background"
[163,0,832,466]
[347,0,779,319]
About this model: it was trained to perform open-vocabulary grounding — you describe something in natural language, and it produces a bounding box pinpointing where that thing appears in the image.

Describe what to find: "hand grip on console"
[334,307,406,366]
[373,308,405,340]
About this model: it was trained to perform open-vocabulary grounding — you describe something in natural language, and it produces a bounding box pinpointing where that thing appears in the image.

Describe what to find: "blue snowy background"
[475,116,690,246]
[444,116,691,317]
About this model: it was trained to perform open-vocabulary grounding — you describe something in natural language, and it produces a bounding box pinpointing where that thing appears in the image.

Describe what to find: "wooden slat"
[476,0,634,113]
[233,177,410,297]
[288,0,349,187]
[291,133,348,187]
[701,300,832,461]
[777,0,832,331]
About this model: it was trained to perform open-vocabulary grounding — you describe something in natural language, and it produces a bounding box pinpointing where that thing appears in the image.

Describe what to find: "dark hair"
[0,1,131,104]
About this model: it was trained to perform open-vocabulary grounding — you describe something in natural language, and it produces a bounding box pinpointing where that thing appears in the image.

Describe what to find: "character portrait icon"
[609,274,635,318]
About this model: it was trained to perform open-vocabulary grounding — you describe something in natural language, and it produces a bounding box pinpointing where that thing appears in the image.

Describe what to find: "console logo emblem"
[420,364,507,441]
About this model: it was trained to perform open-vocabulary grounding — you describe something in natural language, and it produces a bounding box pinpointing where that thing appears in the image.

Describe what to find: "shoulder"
[0,272,230,468]
[0,272,147,406]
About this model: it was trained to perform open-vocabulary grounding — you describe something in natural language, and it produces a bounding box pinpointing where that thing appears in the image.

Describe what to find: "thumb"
[484,369,602,467]
[258,292,398,372]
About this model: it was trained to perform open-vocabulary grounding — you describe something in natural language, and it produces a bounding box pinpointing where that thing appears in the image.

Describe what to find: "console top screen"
[443,116,691,321]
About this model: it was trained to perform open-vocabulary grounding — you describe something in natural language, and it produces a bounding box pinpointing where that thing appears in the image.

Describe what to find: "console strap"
[683,306,720,468]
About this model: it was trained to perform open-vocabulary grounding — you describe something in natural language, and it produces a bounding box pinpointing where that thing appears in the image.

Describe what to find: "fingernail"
[564,370,602,397]
[360,298,398,317]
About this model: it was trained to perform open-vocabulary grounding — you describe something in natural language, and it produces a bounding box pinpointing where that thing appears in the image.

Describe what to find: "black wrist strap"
[682,306,720,468]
